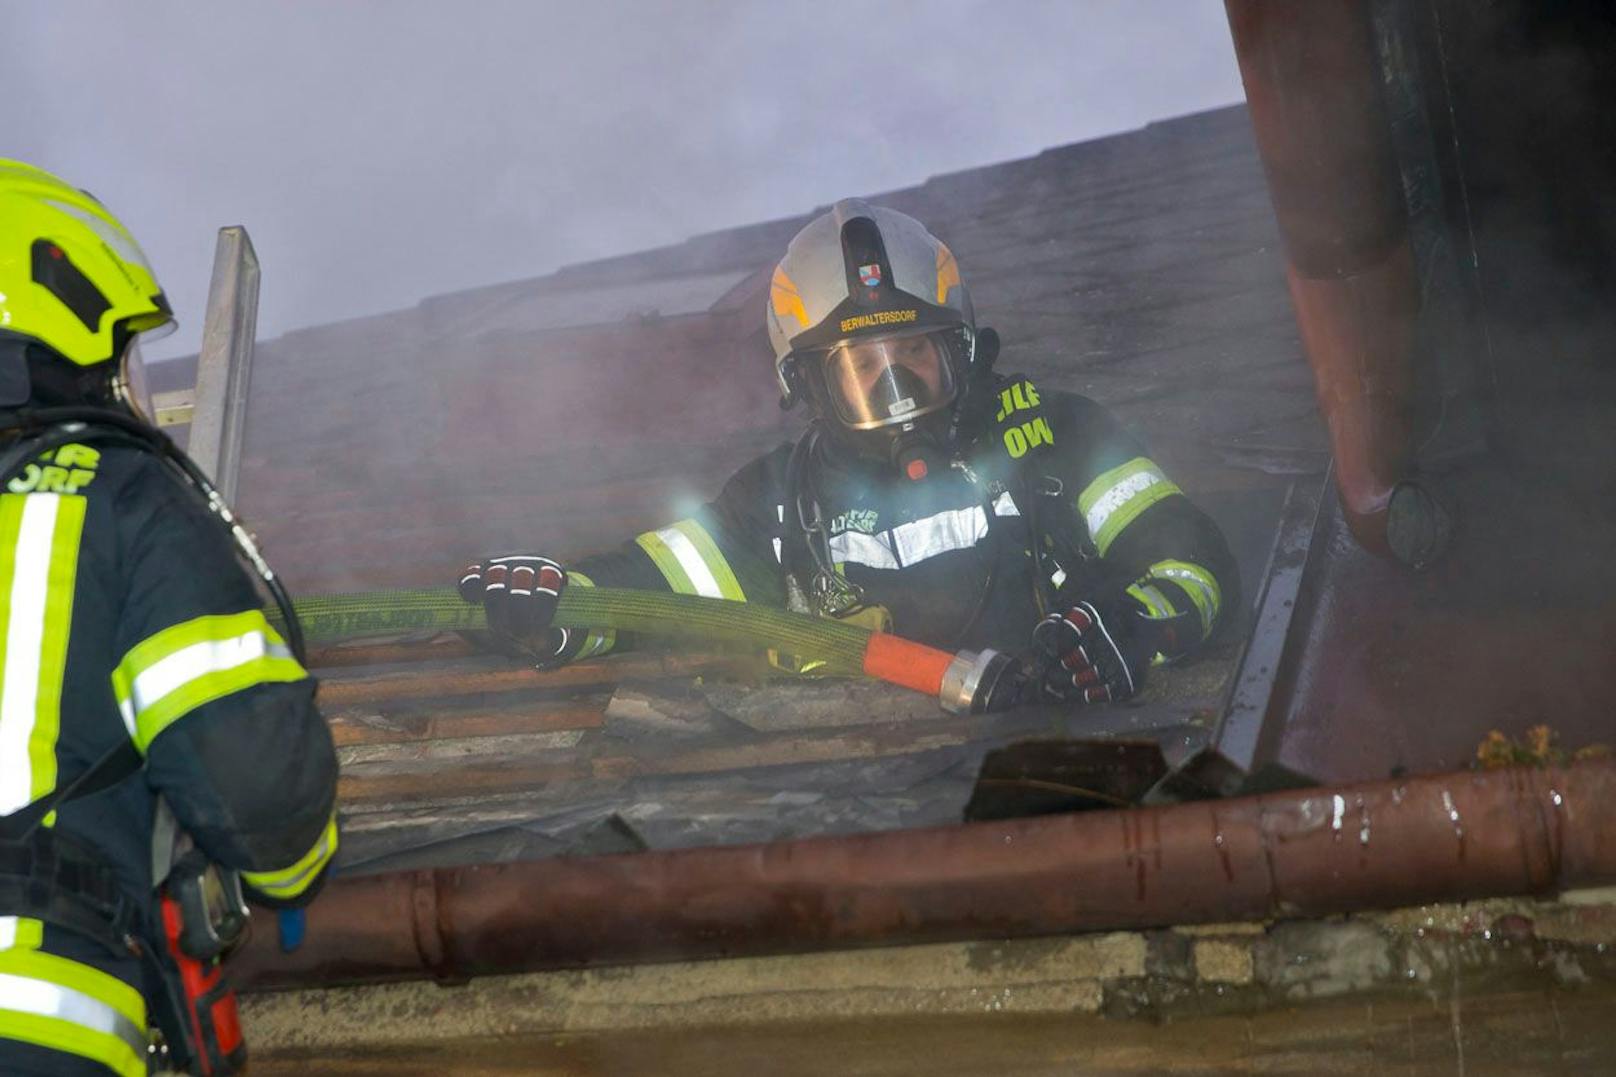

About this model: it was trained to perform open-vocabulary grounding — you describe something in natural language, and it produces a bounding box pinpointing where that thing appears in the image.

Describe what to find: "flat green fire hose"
[274,587,873,675]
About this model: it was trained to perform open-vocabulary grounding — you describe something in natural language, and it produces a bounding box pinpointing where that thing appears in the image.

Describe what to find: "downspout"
[232,759,1616,990]
[1223,0,1446,564]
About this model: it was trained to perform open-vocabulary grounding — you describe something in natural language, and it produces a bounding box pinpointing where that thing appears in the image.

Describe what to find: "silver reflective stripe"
[649,526,724,598]
[0,918,16,948]
[1153,561,1220,636]
[1129,583,1176,620]
[117,630,293,734]
[891,505,989,565]
[246,820,337,898]
[0,969,147,1060]
[1085,467,1167,540]
[829,529,900,570]
[828,495,1015,571]
[0,496,59,814]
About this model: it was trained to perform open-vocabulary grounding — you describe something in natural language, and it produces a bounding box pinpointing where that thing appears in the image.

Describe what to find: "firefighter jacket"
[564,381,1238,664]
[0,441,339,1077]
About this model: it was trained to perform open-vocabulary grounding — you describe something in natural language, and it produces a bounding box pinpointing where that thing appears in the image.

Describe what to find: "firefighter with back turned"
[0,160,339,1076]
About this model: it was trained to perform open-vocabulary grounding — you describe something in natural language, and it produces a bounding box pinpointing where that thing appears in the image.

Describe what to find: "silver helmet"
[767,200,977,442]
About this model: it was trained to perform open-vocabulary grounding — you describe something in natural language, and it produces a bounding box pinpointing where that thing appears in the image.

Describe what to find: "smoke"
[5,2,1242,361]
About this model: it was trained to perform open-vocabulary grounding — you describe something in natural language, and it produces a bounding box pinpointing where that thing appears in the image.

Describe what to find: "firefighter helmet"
[0,160,173,413]
[767,200,978,439]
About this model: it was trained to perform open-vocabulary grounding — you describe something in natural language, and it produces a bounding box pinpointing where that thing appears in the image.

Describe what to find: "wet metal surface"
[230,761,1616,990]
[1269,460,1616,785]
[1202,474,1325,792]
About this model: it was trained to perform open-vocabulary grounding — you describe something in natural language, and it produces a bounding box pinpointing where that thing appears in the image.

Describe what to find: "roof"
[164,104,1324,871]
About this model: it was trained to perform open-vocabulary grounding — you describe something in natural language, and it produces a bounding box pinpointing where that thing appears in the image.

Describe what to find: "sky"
[8,2,1244,360]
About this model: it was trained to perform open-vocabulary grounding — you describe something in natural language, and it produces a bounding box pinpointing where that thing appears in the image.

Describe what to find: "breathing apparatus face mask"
[110,337,155,422]
[807,329,964,481]
[0,326,166,421]
[822,331,956,430]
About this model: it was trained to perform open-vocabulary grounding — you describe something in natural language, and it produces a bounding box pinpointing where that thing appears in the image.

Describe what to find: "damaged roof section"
[148,104,1320,872]
[176,103,1314,872]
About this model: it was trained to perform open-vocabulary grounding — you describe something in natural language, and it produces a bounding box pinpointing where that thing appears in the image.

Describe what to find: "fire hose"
[275,587,1022,714]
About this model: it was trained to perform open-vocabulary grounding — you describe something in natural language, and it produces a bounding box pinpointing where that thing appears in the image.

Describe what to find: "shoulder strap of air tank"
[0,740,143,842]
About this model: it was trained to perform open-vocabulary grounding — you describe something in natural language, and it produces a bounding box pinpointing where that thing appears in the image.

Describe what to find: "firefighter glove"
[458,554,572,664]
[1032,599,1153,704]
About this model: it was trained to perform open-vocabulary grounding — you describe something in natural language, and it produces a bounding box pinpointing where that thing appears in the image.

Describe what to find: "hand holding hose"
[1032,599,1155,704]
[457,554,574,666]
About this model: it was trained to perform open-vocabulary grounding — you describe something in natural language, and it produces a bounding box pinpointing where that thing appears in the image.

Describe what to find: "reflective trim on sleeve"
[1146,559,1222,639]
[565,572,616,658]
[112,609,308,754]
[242,811,339,902]
[0,493,86,816]
[0,916,43,952]
[0,949,148,1077]
[1076,456,1184,557]
[1126,581,1180,621]
[634,519,746,601]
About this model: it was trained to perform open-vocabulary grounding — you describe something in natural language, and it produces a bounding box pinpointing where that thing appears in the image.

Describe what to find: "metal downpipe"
[1224,0,1438,562]
[232,760,1616,991]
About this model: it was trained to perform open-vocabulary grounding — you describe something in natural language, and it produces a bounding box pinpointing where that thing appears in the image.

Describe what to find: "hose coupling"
[939,648,1023,715]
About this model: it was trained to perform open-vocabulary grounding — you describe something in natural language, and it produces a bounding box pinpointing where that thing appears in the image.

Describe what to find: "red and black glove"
[1031,599,1158,704]
[457,554,574,665]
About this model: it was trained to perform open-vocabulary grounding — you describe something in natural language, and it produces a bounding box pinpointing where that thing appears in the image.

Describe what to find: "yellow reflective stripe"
[576,628,617,659]
[114,608,289,689]
[32,497,83,808]
[0,1009,146,1077]
[0,494,86,817]
[112,610,307,753]
[1076,456,1183,557]
[670,519,745,601]
[635,531,696,594]
[635,518,746,601]
[1147,559,1222,639]
[770,266,811,329]
[0,949,147,1077]
[0,916,43,951]
[566,572,616,658]
[242,812,338,900]
[1126,582,1179,621]
[936,243,962,304]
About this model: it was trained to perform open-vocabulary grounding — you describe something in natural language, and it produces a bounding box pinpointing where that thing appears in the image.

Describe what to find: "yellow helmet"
[0,159,173,368]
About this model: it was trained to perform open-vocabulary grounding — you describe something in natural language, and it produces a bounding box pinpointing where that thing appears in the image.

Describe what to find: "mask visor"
[113,338,155,421]
[823,331,955,430]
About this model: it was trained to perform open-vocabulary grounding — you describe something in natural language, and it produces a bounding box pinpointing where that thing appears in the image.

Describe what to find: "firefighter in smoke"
[0,160,338,1076]
[461,199,1237,704]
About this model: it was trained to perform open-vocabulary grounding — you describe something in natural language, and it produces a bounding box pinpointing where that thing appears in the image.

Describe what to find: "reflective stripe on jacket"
[572,385,1238,657]
[0,443,339,1072]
